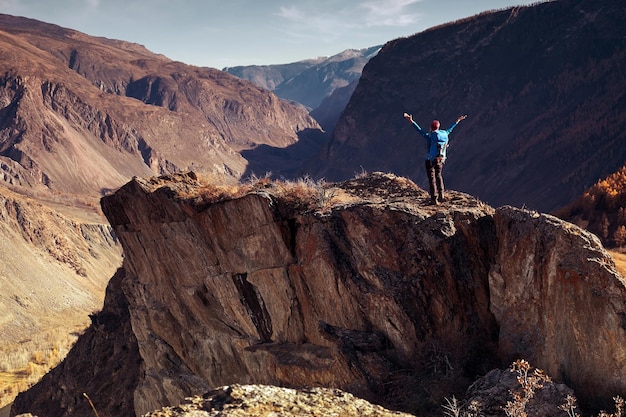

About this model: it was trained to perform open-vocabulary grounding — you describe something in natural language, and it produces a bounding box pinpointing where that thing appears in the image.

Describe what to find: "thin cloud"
[275,4,359,43]
[274,0,422,45]
[361,0,423,27]
[276,5,305,21]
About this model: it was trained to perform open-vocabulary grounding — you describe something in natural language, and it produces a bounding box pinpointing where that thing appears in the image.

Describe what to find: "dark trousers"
[425,157,444,201]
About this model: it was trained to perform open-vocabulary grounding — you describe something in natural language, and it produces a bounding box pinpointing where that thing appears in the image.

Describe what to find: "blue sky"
[0,0,541,69]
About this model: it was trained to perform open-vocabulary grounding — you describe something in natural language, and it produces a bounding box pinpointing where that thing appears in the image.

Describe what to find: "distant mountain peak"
[224,45,382,110]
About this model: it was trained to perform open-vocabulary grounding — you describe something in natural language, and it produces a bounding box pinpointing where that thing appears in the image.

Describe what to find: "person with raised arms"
[404,112,467,205]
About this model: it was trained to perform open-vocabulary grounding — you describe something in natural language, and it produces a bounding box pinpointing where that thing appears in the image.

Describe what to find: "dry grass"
[0,326,83,409]
[191,173,356,214]
[609,250,626,277]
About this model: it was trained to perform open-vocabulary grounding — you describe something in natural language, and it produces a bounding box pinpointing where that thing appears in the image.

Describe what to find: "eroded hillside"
[0,13,323,196]
[0,184,121,407]
[0,12,323,406]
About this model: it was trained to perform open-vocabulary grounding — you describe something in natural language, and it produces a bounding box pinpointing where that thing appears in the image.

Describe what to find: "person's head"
[430,120,440,131]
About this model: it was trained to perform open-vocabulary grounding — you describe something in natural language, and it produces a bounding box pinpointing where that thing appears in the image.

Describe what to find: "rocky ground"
[144,384,416,417]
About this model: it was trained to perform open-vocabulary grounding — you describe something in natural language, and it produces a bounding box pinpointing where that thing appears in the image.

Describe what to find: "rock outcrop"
[490,206,626,409]
[464,364,575,417]
[12,172,626,417]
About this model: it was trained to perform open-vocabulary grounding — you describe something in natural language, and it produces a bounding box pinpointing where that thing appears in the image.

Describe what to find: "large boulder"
[12,172,626,417]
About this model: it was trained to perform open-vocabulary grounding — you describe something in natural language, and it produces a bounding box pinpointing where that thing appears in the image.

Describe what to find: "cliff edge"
[12,172,626,417]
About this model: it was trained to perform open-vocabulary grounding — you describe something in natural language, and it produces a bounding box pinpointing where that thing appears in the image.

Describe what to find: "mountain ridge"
[309,0,626,213]
[224,46,380,110]
[1,12,322,198]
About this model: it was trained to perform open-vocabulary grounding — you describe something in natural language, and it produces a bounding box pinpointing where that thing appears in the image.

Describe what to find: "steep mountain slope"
[0,183,121,408]
[310,79,359,133]
[225,46,380,110]
[310,0,626,213]
[13,172,626,417]
[0,14,322,197]
[223,59,325,93]
[0,186,120,338]
[0,13,323,404]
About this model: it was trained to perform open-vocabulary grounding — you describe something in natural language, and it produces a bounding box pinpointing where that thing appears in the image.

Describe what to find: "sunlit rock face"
[13,172,626,417]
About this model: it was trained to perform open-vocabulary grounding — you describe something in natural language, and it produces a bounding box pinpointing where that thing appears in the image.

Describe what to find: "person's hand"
[456,114,467,124]
[403,112,413,123]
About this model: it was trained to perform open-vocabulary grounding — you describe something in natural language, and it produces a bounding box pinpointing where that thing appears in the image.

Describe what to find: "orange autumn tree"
[555,164,626,249]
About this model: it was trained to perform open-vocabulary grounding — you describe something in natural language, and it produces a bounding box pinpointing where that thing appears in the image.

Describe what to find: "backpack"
[434,131,449,159]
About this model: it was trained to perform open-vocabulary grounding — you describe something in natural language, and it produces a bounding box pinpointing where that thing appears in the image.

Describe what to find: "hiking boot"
[431,197,439,205]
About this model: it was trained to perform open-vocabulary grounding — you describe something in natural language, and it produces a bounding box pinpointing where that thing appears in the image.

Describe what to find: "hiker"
[404,112,467,205]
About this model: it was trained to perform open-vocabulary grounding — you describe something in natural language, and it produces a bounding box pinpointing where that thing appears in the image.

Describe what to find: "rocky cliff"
[12,172,626,417]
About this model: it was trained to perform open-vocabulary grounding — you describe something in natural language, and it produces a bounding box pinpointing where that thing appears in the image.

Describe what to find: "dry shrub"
[443,396,483,417]
[273,176,328,208]
[500,360,625,417]
[609,250,626,277]
[193,173,342,214]
[505,359,551,417]
[0,328,81,408]
[183,172,249,203]
[596,396,625,417]
[194,182,250,203]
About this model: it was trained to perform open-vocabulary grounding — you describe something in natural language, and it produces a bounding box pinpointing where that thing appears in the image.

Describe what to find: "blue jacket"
[411,121,458,161]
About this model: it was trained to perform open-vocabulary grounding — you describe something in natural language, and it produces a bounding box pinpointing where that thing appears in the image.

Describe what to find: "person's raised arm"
[405,112,430,138]
[445,114,468,134]
[404,112,422,129]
